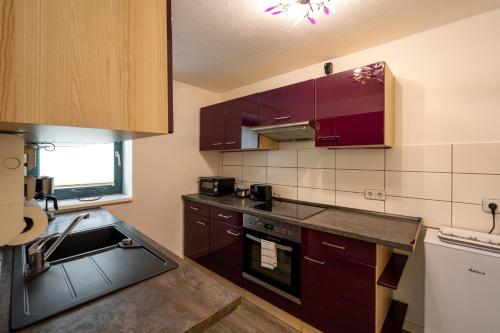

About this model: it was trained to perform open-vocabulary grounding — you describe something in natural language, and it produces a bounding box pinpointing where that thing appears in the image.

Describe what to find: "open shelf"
[381,300,408,333]
[377,253,408,290]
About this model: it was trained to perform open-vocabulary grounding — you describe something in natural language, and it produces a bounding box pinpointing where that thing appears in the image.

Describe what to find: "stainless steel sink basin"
[11,224,178,331]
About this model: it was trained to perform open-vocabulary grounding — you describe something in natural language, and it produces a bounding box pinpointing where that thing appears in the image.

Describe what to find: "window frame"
[29,142,123,200]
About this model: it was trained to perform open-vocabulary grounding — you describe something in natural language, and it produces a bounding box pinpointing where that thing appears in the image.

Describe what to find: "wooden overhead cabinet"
[0,0,172,143]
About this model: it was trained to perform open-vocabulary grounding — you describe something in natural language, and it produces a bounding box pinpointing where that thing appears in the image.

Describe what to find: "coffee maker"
[34,176,58,221]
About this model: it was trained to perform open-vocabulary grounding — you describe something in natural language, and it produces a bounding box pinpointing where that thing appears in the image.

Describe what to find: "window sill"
[57,194,133,212]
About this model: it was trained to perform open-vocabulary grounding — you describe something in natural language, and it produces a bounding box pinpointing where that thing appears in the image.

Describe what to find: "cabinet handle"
[275,115,291,121]
[304,256,326,265]
[322,241,346,250]
[218,213,232,219]
[226,230,241,236]
[226,141,237,145]
[196,220,207,226]
[212,142,223,146]
[189,206,200,211]
[317,136,340,142]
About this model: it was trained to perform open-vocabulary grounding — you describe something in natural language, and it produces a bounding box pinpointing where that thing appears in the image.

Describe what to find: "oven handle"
[245,233,293,252]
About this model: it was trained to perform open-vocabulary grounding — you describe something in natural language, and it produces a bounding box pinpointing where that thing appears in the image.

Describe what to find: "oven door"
[243,228,301,302]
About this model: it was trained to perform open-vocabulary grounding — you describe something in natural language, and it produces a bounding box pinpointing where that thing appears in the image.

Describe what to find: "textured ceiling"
[172,0,500,92]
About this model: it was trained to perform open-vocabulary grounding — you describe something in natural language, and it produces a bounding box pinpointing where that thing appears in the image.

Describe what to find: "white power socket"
[365,189,386,201]
[482,198,500,213]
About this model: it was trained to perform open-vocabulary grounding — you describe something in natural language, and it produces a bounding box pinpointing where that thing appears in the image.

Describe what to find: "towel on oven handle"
[261,239,277,270]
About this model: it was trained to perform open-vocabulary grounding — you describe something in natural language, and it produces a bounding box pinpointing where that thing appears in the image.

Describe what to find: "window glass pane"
[39,143,115,188]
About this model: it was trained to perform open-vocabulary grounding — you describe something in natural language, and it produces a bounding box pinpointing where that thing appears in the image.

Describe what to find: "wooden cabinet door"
[210,220,243,285]
[258,80,314,126]
[225,95,259,150]
[315,63,386,147]
[301,246,376,333]
[184,212,210,267]
[0,0,169,137]
[200,103,226,150]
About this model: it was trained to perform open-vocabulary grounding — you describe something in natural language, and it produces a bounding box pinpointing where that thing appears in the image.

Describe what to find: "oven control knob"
[282,229,286,234]
[288,230,293,236]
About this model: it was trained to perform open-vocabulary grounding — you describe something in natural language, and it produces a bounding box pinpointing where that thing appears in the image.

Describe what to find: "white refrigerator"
[424,228,500,333]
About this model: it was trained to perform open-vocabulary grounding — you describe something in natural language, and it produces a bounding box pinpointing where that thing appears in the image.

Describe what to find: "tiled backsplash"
[220,142,500,234]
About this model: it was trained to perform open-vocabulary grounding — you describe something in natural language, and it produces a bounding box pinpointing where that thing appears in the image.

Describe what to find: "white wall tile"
[386,145,452,172]
[279,140,315,149]
[452,203,499,234]
[222,152,242,166]
[242,166,267,183]
[452,173,500,205]
[453,143,500,174]
[267,167,297,186]
[298,168,334,190]
[222,165,242,182]
[386,171,451,201]
[336,149,385,170]
[335,191,384,212]
[271,185,298,200]
[267,149,297,167]
[336,170,384,193]
[386,196,451,228]
[298,188,335,205]
[298,149,335,169]
[242,151,267,166]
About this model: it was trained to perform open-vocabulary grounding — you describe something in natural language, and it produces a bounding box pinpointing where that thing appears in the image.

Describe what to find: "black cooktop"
[251,200,325,220]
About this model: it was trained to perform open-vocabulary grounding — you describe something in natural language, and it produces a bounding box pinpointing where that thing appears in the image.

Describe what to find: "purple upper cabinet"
[258,80,315,126]
[225,95,260,150]
[200,102,227,151]
[315,62,394,147]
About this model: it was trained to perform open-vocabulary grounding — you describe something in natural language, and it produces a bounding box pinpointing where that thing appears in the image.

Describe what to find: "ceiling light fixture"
[265,0,334,25]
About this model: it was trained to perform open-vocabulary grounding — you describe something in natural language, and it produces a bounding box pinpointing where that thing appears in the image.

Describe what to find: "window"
[30,142,123,200]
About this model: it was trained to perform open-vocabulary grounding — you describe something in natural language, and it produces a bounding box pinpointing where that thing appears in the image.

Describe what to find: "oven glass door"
[243,229,300,299]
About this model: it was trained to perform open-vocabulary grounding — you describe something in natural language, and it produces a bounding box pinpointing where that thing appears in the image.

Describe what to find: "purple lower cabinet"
[210,220,243,286]
[301,246,376,333]
[242,277,301,318]
[184,212,210,268]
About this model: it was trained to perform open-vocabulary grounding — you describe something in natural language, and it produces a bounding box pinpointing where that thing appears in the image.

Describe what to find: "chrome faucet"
[25,213,90,277]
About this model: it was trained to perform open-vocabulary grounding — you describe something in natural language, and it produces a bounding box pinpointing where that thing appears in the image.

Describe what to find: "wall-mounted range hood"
[251,121,315,141]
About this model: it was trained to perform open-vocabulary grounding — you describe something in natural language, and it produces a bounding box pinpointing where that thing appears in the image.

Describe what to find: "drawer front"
[210,221,243,285]
[302,228,375,266]
[210,206,242,227]
[184,200,210,217]
[184,213,210,266]
[302,246,376,310]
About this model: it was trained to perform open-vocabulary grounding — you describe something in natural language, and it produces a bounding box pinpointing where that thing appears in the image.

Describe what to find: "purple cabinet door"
[315,63,385,147]
[225,95,259,150]
[200,103,226,150]
[258,80,315,126]
[301,247,376,333]
[184,212,210,267]
[210,220,243,286]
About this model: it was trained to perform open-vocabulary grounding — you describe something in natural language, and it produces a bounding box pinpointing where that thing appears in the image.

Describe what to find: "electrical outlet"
[482,198,500,213]
[364,189,386,201]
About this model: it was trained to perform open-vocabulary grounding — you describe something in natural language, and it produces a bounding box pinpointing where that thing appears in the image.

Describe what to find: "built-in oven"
[243,214,301,304]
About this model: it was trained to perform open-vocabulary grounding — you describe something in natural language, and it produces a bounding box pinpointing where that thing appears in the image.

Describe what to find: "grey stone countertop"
[183,194,422,252]
[0,209,241,333]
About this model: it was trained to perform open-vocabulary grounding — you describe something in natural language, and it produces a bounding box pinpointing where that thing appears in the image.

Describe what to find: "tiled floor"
[206,300,299,333]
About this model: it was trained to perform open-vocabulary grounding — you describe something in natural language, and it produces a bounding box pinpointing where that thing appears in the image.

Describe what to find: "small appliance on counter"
[233,187,250,198]
[34,176,59,221]
[199,176,235,196]
[249,184,272,202]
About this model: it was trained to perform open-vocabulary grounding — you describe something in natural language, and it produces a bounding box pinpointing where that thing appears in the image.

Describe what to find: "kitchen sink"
[10,224,178,331]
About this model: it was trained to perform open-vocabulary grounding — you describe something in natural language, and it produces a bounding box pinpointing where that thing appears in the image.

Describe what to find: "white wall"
[218,9,500,328]
[105,81,220,257]
[222,9,500,146]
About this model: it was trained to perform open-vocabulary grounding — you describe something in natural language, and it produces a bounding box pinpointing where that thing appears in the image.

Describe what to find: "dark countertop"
[183,194,422,252]
[0,209,241,333]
